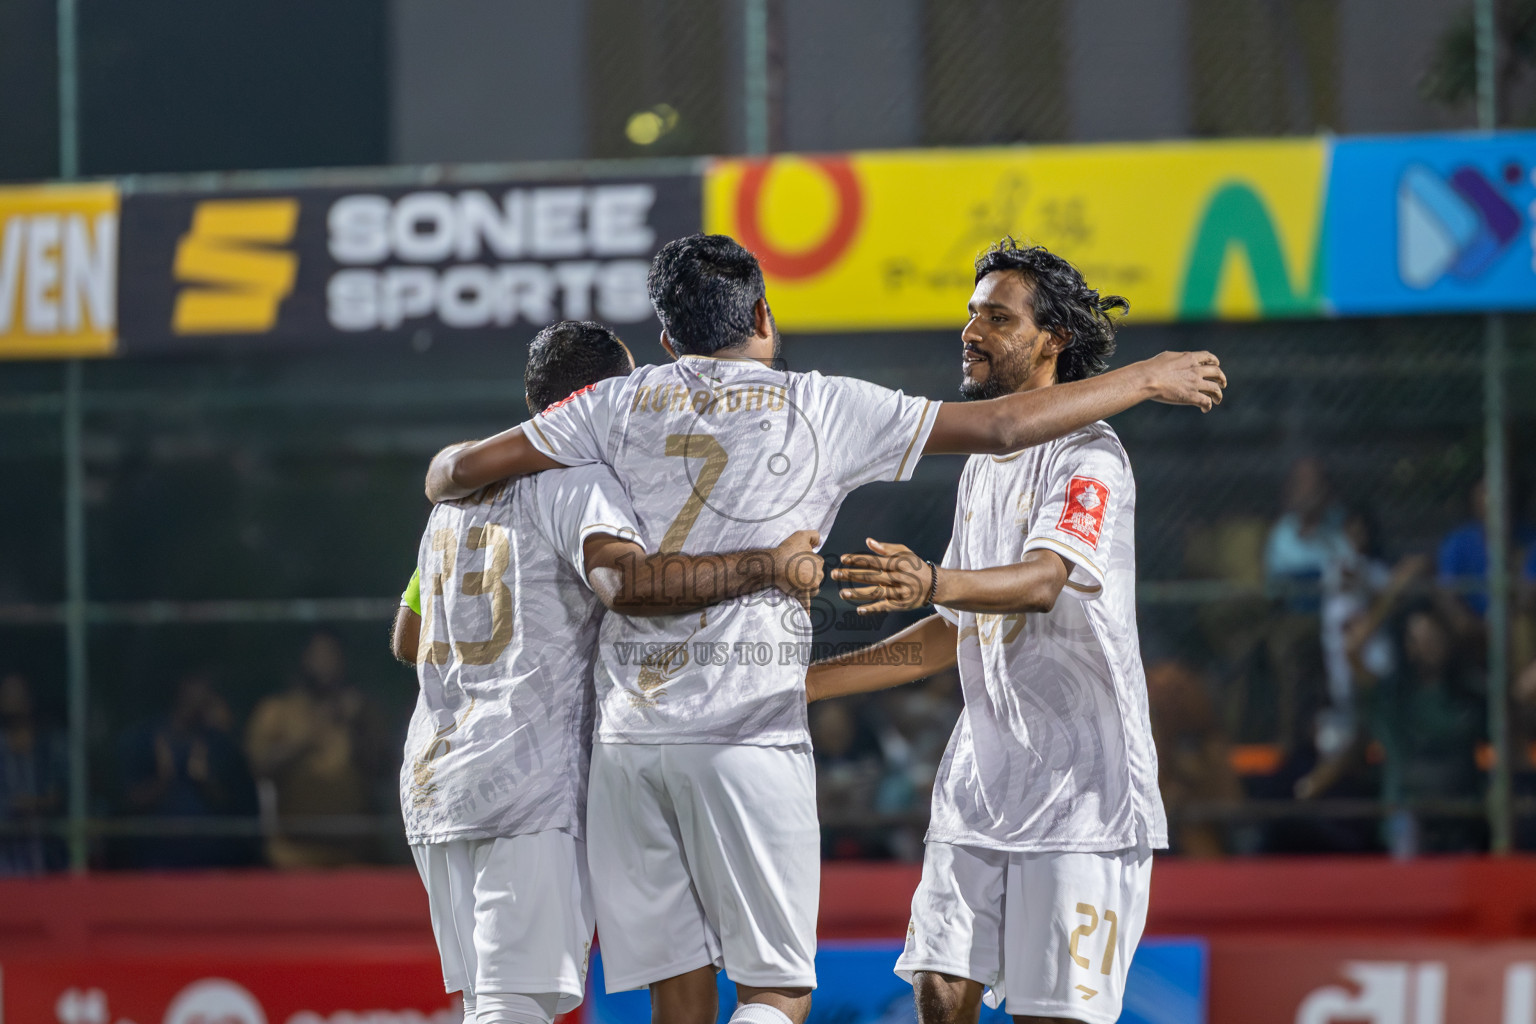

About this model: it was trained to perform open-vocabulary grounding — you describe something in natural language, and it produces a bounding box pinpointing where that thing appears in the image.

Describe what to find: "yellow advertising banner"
[705,140,1329,330]
[0,183,119,359]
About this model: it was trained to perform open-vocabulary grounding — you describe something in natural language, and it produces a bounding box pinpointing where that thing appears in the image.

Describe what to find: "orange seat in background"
[1229,743,1283,776]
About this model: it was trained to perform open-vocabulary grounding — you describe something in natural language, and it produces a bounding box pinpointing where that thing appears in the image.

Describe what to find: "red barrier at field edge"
[4,858,1536,1024]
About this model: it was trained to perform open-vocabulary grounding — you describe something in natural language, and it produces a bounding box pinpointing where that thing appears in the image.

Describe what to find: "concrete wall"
[1068,0,1190,140]
[781,0,923,151]
[390,0,586,164]
[388,0,1477,165]
[1338,0,1471,133]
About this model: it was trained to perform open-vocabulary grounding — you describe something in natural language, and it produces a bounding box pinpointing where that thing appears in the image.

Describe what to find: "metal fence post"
[1484,317,1513,853]
[1474,0,1498,133]
[58,0,89,872]
[62,362,89,872]
[1474,0,1513,854]
[743,0,769,155]
[57,0,79,180]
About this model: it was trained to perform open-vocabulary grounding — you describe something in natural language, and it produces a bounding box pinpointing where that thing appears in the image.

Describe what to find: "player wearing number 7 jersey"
[807,240,1168,1024]
[423,235,1224,1024]
[393,321,822,1024]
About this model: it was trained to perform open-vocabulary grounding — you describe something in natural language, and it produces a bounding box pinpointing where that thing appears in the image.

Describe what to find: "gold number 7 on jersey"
[660,433,728,553]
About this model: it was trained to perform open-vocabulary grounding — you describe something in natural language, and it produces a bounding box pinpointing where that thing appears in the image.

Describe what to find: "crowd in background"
[2,458,1534,873]
[0,632,392,873]
[811,458,1536,862]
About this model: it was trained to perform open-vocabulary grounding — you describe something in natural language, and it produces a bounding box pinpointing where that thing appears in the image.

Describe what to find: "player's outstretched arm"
[425,428,566,503]
[806,614,958,702]
[584,530,825,617]
[923,351,1226,456]
[834,539,1071,615]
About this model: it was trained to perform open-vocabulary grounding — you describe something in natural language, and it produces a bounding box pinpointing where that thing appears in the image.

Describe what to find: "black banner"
[117,174,701,353]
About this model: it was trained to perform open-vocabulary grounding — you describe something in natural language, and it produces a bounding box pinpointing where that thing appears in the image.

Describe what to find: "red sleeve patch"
[1056,475,1110,549]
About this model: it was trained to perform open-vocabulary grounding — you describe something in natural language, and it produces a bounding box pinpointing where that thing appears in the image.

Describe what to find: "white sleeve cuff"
[891,400,941,482]
[1021,536,1105,600]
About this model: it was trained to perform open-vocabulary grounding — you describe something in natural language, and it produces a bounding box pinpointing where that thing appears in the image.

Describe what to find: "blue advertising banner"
[1327,133,1536,315]
[584,938,1206,1024]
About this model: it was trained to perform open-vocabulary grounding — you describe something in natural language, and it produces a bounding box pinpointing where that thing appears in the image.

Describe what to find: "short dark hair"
[647,234,766,356]
[974,238,1128,383]
[524,320,632,413]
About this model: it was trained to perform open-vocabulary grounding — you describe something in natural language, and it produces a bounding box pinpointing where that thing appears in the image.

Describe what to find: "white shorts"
[410,831,594,1015]
[586,742,820,993]
[895,840,1153,1024]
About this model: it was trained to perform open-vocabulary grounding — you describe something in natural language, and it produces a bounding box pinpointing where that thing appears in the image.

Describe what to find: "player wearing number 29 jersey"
[425,235,1226,1024]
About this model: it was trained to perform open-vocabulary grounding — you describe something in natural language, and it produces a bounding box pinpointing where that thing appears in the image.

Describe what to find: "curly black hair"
[524,320,632,414]
[647,234,766,356]
[974,238,1128,383]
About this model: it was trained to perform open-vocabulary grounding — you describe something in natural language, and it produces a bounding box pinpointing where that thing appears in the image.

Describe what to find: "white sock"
[729,1003,795,1024]
[459,992,476,1024]
[476,991,561,1024]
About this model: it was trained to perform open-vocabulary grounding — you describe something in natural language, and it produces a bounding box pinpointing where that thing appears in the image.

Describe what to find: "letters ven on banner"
[0,184,118,359]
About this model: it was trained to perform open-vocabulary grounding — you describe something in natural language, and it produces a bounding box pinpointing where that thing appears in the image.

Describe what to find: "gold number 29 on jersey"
[417,523,513,667]
[1067,902,1119,976]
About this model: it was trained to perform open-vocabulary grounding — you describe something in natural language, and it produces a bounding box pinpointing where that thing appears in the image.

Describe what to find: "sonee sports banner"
[115,175,700,354]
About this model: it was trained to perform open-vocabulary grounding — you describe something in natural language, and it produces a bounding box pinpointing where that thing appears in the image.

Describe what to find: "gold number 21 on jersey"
[417,524,513,667]
[1067,902,1119,975]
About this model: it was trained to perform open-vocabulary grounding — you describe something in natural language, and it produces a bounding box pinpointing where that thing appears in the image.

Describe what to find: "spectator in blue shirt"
[1438,479,1536,617]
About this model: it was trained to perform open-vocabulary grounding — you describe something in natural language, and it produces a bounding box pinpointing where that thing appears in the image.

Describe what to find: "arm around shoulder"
[425,427,565,502]
[923,352,1224,456]
[584,530,825,617]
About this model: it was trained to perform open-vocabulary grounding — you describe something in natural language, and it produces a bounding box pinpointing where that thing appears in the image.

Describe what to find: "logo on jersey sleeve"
[1056,476,1109,548]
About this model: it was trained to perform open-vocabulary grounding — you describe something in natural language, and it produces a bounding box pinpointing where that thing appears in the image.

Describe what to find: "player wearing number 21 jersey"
[809,241,1167,1024]
[390,321,821,1024]
[425,235,1224,1024]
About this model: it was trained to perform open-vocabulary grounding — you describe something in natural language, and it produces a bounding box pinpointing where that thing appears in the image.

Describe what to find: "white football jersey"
[399,464,640,844]
[928,422,1168,853]
[524,355,941,746]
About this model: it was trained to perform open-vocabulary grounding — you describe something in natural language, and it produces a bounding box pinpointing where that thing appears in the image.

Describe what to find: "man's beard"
[959,373,1011,401]
[765,314,785,368]
[959,346,1032,401]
